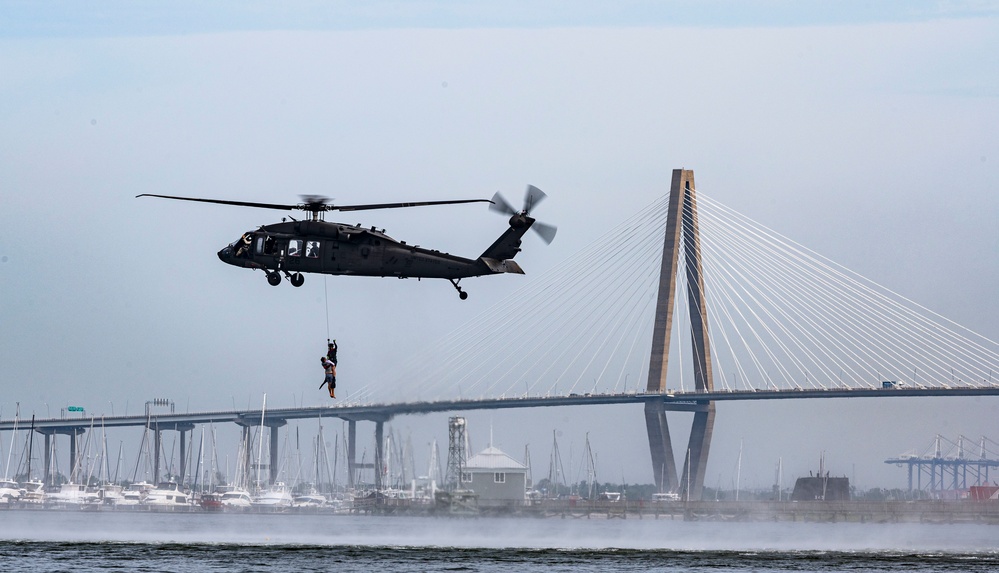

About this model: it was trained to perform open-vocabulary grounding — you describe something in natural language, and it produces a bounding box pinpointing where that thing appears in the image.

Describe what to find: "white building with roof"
[461,446,528,506]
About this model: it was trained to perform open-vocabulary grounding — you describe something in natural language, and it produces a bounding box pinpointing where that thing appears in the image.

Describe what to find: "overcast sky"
[1,2,997,490]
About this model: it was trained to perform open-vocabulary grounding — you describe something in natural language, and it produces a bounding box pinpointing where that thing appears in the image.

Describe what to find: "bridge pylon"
[645,168,716,500]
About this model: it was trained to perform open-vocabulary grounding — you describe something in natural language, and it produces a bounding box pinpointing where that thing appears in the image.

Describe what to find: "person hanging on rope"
[320,355,336,399]
[327,339,338,366]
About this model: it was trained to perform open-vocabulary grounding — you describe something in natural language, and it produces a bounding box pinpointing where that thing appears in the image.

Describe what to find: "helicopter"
[136,185,556,299]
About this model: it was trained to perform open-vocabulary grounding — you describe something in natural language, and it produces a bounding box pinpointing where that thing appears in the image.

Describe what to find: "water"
[1,511,997,572]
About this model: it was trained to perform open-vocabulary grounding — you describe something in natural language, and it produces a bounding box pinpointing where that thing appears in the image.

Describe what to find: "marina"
[4,486,999,524]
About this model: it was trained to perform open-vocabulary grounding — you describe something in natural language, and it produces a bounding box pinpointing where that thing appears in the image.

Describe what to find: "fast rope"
[323,275,331,341]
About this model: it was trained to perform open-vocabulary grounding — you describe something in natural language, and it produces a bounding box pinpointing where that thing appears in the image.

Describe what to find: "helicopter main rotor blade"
[137,194,492,213]
[333,198,492,212]
[136,194,297,211]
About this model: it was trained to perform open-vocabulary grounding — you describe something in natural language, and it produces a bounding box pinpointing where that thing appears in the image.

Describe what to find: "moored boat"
[46,483,100,507]
[118,481,154,506]
[142,481,191,510]
[0,480,22,504]
[219,486,253,510]
[19,480,46,505]
[252,482,293,510]
[199,492,224,511]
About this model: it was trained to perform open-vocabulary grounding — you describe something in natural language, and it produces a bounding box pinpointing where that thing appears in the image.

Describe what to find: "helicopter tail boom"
[478,215,534,262]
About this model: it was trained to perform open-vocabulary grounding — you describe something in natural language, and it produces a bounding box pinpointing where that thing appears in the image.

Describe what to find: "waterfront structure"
[462,446,528,506]
[444,416,468,490]
[886,435,999,494]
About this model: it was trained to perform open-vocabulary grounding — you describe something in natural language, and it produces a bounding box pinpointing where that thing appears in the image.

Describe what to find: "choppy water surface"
[1,511,996,572]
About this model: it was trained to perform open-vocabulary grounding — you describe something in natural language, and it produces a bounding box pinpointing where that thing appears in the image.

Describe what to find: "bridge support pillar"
[36,427,86,484]
[69,433,77,482]
[347,420,356,489]
[645,168,716,500]
[679,406,715,500]
[270,426,279,485]
[375,421,384,491]
[44,434,51,485]
[153,426,161,483]
[242,426,251,488]
[644,402,678,493]
[179,429,187,486]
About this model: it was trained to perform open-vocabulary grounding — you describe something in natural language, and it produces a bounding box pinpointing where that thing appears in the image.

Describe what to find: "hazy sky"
[1,2,997,490]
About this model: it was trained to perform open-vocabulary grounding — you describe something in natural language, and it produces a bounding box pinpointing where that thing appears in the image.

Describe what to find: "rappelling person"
[327,339,338,366]
[320,355,336,399]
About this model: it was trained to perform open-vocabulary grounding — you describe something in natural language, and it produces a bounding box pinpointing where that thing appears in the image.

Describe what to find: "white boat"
[19,480,45,505]
[98,483,126,506]
[0,479,22,503]
[118,481,154,506]
[219,486,253,510]
[142,481,191,510]
[47,483,101,506]
[292,489,329,508]
[252,482,293,509]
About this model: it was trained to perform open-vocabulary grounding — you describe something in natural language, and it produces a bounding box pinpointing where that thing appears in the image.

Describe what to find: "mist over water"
[2,512,998,572]
[4,511,998,550]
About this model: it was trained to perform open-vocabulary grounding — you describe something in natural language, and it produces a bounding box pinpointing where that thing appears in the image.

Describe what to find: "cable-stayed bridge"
[3,169,997,495]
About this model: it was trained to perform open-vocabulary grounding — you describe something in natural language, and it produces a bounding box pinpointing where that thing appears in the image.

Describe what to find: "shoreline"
[4,499,999,524]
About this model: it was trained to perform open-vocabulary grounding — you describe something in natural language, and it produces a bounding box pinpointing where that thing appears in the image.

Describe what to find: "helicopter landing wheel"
[267,271,282,286]
[289,272,305,287]
[449,278,468,301]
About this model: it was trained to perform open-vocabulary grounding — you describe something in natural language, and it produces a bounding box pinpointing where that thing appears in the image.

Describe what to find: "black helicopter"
[136,186,556,299]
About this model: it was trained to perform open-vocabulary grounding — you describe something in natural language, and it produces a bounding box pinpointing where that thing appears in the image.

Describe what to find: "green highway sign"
[67,406,84,412]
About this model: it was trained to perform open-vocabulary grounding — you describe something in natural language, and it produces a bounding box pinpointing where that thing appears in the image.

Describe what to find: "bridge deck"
[2,386,997,432]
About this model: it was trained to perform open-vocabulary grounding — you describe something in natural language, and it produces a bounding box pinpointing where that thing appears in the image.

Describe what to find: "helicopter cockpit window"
[288,240,302,257]
[234,233,252,258]
[306,241,320,258]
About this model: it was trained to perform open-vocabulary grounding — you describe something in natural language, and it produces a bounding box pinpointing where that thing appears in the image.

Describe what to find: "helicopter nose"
[218,246,232,262]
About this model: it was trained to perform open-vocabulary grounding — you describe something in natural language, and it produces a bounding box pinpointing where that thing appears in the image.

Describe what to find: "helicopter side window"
[263,236,277,255]
[255,237,265,255]
[288,240,302,257]
[306,241,320,258]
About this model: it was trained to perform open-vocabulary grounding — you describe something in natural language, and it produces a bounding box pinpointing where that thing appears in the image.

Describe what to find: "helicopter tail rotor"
[523,184,547,213]
[488,192,518,216]
[490,185,557,245]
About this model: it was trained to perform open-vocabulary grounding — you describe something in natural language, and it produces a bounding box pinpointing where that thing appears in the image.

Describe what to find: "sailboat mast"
[26,415,35,480]
[4,404,19,479]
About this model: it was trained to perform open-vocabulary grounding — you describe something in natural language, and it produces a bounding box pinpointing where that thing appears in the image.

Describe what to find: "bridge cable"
[350,189,998,404]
